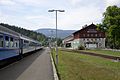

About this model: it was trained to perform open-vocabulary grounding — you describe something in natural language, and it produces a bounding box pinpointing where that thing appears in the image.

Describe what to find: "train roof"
[20,35,41,44]
[0,25,41,44]
[0,25,20,37]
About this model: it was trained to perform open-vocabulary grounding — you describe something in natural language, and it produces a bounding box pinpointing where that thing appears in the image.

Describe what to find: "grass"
[51,49,120,80]
[82,49,120,57]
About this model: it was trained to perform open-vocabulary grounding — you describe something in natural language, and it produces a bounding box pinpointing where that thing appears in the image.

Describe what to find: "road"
[0,48,54,80]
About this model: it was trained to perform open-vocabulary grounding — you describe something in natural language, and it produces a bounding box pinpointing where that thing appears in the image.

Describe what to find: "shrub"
[78,45,85,50]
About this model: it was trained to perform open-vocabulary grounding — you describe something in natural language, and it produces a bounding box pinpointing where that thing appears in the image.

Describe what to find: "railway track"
[61,49,120,61]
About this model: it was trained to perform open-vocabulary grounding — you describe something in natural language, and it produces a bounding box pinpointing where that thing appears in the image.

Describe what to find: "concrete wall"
[72,39,80,49]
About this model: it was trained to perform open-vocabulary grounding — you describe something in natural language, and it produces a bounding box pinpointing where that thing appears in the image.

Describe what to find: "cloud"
[69,0,82,6]
[25,15,48,20]
[57,5,102,30]
[104,0,120,7]
[0,0,16,5]
[24,15,56,29]
[1,0,120,30]
[67,0,103,8]
[14,0,49,7]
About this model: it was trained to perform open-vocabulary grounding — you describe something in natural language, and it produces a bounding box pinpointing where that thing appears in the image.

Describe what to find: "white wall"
[72,38,106,49]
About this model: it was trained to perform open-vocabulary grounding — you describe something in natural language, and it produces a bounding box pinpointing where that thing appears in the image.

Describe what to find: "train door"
[19,39,23,55]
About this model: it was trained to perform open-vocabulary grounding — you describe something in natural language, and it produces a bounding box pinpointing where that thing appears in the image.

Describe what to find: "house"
[73,23,105,49]
[63,23,106,49]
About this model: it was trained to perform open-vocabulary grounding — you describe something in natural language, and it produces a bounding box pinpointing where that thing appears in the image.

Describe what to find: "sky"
[0,0,120,30]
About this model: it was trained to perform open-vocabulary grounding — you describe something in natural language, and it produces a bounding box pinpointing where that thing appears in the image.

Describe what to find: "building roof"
[73,23,97,34]
[62,34,74,42]
[63,34,73,39]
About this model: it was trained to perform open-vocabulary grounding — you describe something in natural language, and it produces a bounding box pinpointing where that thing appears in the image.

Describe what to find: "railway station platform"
[0,48,54,80]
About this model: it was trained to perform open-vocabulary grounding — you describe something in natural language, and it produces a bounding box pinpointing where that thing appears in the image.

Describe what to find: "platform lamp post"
[51,30,53,48]
[48,9,65,65]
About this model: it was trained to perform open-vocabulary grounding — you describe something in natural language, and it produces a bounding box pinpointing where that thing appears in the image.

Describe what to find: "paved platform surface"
[0,48,54,80]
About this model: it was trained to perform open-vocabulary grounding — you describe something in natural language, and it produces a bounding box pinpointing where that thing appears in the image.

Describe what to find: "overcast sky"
[0,0,120,30]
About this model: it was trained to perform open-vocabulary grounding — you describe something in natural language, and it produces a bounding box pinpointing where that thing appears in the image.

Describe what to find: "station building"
[63,23,106,49]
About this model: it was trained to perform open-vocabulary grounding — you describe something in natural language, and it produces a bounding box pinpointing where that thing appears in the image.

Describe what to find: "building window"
[87,34,89,37]
[95,38,97,41]
[87,29,97,33]
[95,34,97,37]
[87,39,89,41]
[83,34,85,37]
[91,39,93,41]
[91,34,93,37]
[99,38,101,41]
[0,35,3,47]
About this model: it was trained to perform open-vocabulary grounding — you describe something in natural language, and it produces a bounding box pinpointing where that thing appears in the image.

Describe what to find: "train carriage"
[0,25,42,68]
[20,35,42,54]
[0,25,20,60]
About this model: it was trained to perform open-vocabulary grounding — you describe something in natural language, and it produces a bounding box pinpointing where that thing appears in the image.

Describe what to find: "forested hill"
[36,28,76,39]
[0,23,47,44]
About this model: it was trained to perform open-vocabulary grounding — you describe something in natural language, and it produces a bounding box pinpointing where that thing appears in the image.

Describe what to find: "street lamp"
[48,9,65,65]
[50,30,53,47]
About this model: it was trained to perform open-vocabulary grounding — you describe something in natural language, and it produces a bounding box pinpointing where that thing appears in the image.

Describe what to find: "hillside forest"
[0,23,47,45]
[0,23,62,46]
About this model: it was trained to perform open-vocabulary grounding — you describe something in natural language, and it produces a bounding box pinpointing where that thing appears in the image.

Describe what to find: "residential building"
[63,23,106,49]
[73,23,105,49]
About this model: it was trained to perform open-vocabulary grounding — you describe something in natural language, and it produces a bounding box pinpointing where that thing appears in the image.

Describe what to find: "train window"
[5,36,9,41]
[16,42,18,47]
[14,42,16,47]
[29,42,34,46]
[23,40,29,48]
[14,41,19,48]
[14,39,19,48]
[5,36,9,47]
[0,35,3,47]
[17,41,19,48]
[10,37,14,47]
[24,40,29,43]
[10,37,13,41]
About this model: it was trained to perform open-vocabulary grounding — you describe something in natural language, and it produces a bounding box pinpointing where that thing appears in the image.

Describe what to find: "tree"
[57,38,62,47]
[98,5,120,49]
[109,25,120,48]
[103,6,120,26]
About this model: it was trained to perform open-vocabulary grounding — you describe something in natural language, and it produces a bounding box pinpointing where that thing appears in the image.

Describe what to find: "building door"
[65,43,71,48]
